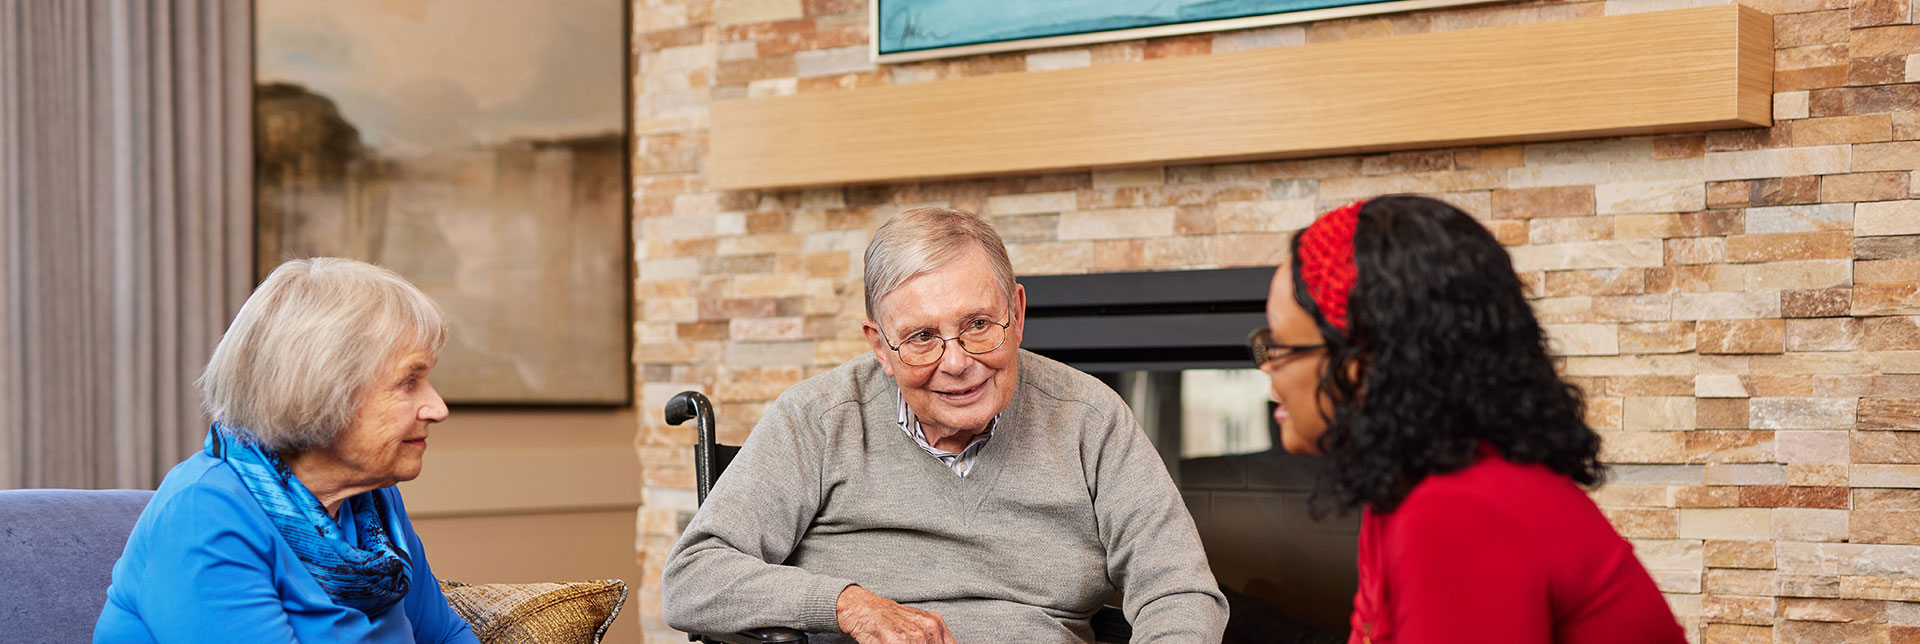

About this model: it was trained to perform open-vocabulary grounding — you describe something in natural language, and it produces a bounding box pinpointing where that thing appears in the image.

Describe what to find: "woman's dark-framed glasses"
[883,316,1012,367]
[1247,327,1326,368]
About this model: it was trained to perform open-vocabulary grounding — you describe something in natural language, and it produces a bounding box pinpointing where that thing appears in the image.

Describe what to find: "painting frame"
[871,0,1505,64]
[251,0,635,407]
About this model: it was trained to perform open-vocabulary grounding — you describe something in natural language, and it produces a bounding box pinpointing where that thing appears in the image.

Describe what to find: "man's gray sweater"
[662,350,1228,643]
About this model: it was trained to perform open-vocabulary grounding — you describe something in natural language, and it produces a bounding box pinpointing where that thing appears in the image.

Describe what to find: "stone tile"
[1544,323,1620,356]
[1141,236,1215,269]
[1143,34,1212,59]
[1699,398,1752,429]
[1508,240,1664,271]
[1784,288,1854,317]
[1530,217,1614,244]
[1655,135,1708,160]
[1774,91,1811,123]
[1698,319,1787,354]
[1673,292,1782,320]
[1751,398,1857,430]
[1545,268,1647,297]
[1859,201,1920,236]
[1777,65,1850,93]
[1856,142,1920,172]
[1596,180,1706,214]
[1777,542,1920,577]
[1599,430,1688,463]
[1852,25,1920,59]
[1811,85,1920,117]
[1490,186,1594,219]
[1697,374,1749,398]
[1607,508,1679,538]
[1706,540,1775,569]
[1708,463,1790,486]
[1025,49,1092,71]
[1622,321,1699,354]
[1740,259,1854,291]
[1667,238,1729,265]
[1852,56,1909,87]
[1787,318,1864,351]
[1776,9,1852,47]
[1824,172,1911,202]
[793,45,873,77]
[985,191,1076,216]
[1780,597,1890,623]
[1726,232,1854,262]
[1751,176,1824,207]
[1705,146,1852,181]
[1211,25,1306,52]
[1853,464,1920,487]
[1864,317,1920,351]
[1745,203,1854,233]
[1213,199,1318,233]
[715,0,805,25]
[1091,239,1144,271]
[1860,259,1920,284]
[1860,398,1920,430]
[1708,180,1751,208]
[1690,430,1777,463]
[1859,490,1920,516]
[1624,396,1697,430]
[1006,241,1095,275]
[1856,283,1920,315]
[1854,0,1911,26]
[1213,232,1289,266]
[1856,431,1920,464]
[1775,508,1850,542]
[1703,593,1776,626]
[1680,508,1774,540]
[1702,624,1771,644]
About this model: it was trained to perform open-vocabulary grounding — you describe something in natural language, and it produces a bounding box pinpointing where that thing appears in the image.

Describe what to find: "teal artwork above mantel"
[873,0,1502,62]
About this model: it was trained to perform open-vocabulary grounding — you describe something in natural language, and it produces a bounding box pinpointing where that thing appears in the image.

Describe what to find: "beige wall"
[400,407,644,643]
[632,0,1920,643]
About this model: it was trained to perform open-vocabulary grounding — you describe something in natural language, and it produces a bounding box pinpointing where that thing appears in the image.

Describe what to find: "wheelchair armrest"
[691,627,806,644]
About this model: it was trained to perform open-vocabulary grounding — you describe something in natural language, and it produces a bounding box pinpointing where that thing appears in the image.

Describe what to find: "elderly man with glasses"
[662,207,1228,644]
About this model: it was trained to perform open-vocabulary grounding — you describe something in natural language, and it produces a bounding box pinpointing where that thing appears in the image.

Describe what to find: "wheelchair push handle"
[665,391,710,427]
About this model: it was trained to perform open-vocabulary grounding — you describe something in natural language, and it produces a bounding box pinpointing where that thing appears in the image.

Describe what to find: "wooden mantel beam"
[708,5,1773,191]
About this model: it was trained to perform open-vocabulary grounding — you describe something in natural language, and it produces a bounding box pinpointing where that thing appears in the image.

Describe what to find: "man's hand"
[835,584,957,644]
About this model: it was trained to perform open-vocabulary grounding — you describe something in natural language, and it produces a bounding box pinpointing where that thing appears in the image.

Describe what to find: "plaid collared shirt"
[896,390,996,477]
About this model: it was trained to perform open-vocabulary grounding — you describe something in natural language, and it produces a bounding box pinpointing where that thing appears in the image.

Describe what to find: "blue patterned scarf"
[205,423,412,615]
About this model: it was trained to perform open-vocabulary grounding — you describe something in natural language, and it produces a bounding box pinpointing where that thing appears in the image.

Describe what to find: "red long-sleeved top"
[1349,446,1686,644]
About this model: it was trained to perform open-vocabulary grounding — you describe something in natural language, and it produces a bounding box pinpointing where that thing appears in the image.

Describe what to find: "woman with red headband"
[1254,195,1684,643]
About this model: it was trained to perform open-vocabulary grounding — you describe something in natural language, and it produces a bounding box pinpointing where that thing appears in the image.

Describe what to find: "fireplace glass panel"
[1094,368,1356,642]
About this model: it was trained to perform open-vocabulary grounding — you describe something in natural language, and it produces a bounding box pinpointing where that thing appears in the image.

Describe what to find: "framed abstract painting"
[254,0,632,405]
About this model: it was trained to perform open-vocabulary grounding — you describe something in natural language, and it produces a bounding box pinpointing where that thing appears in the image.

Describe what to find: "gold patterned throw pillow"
[440,579,628,644]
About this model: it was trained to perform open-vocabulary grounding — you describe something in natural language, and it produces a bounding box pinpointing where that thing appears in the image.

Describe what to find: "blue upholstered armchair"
[0,488,156,642]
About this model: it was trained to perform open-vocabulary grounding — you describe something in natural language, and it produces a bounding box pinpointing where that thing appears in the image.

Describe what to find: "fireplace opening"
[1023,268,1355,642]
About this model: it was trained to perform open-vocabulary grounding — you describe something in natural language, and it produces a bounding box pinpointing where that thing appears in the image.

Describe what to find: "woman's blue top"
[94,452,479,643]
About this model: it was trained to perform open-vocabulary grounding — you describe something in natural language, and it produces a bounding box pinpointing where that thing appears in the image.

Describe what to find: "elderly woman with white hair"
[94,258,479,643]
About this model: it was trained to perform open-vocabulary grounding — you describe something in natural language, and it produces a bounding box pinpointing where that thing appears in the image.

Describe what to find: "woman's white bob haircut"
[198,258,447,453]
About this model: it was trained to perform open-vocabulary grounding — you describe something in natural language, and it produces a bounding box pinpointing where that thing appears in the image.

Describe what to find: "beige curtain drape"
[0,0,252,489]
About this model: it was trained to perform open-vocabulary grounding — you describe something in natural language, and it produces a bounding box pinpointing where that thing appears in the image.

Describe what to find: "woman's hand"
[835,584,957,644]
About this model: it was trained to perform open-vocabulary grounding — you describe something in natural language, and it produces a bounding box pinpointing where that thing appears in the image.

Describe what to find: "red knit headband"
[1296,199,1365,334]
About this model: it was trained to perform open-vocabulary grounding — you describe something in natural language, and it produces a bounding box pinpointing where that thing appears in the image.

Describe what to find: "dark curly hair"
[1293,195,1605,515]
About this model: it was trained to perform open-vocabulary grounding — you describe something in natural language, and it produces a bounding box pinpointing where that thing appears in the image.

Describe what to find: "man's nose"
[937,337,975,373]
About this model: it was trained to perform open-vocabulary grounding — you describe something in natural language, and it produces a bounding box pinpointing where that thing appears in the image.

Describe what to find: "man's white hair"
[863,207,1016,325]
[198,257,446,453]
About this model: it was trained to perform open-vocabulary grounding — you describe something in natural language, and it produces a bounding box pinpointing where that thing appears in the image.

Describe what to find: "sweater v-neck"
[870,385,1013,522]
